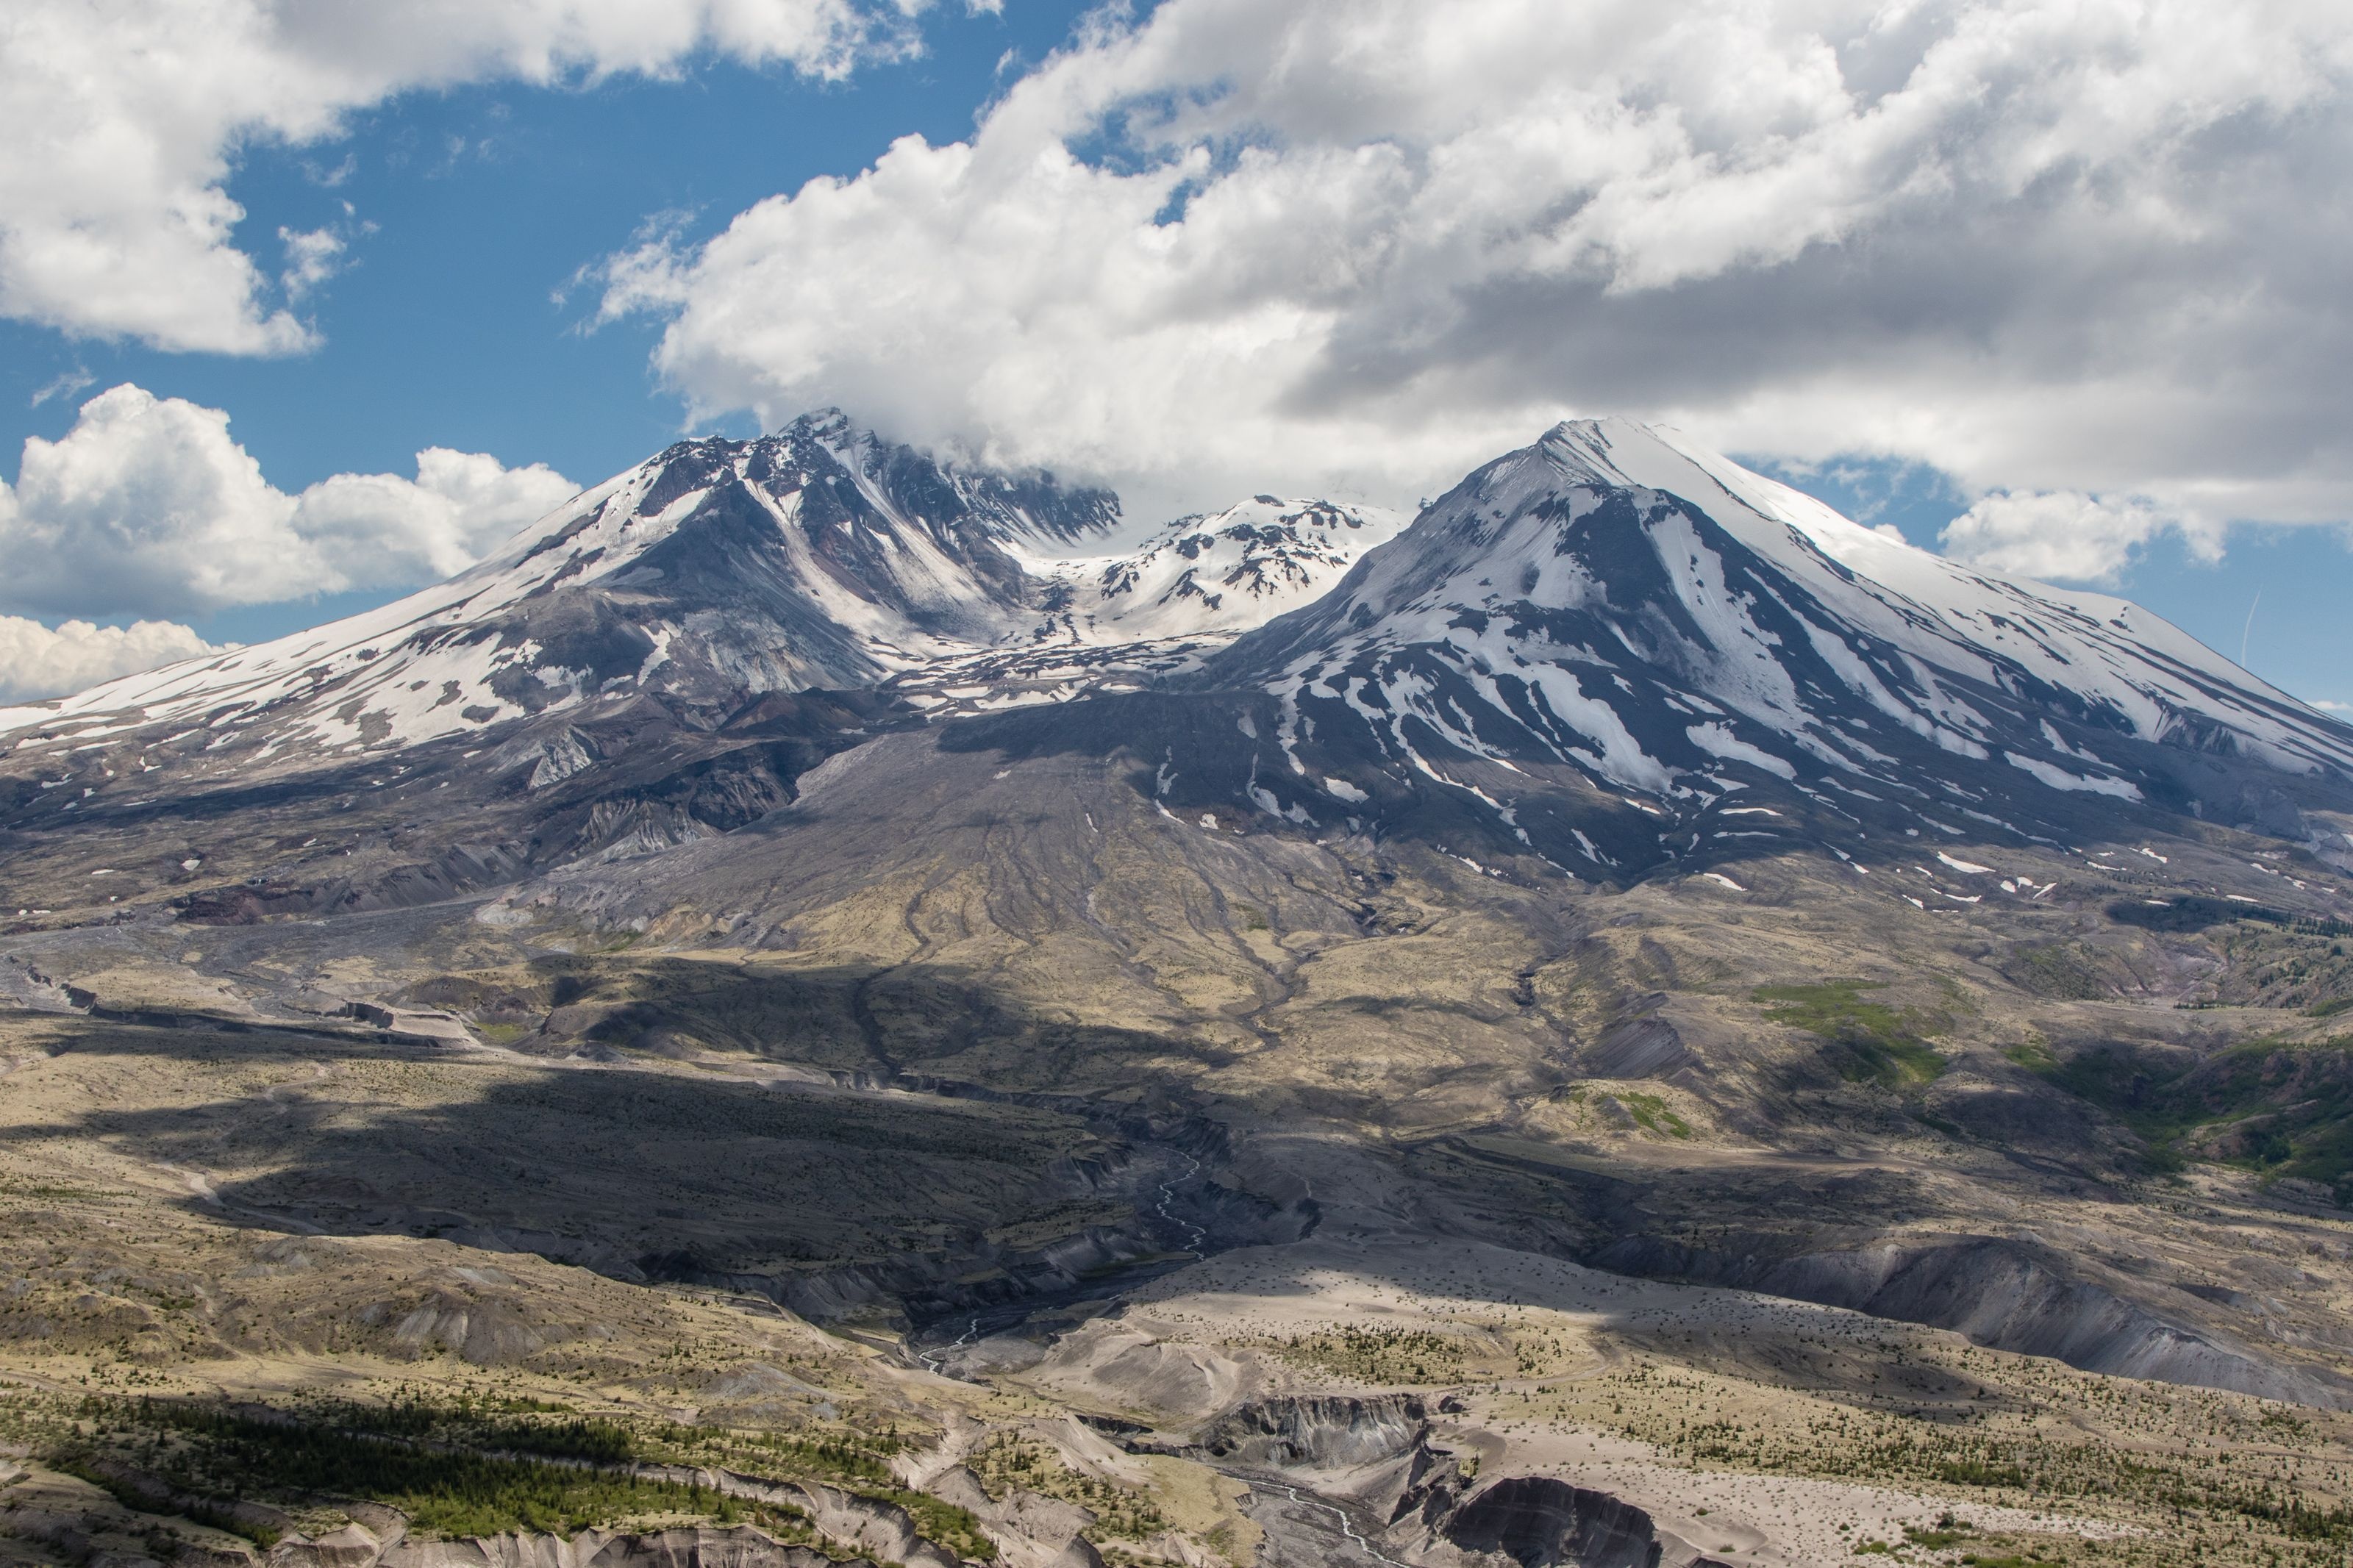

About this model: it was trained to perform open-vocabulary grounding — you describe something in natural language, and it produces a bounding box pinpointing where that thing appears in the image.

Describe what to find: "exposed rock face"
[1170,1397,1719,1568]
[1442,1477,1676,1568]
[1192,1394,1428,1471]
[365,1527,851,1568]
[927,1464,1104,1568]
[263,1492,930,1568]
[1592,1232,2353,1408]
[626,1469,957,1568]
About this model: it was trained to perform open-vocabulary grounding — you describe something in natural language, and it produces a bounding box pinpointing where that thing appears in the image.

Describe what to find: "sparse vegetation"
[2002,942,2110,1000]
[1619,1090,1691,1138]
[1755,981,1947,1087]
[0,1392,999,1559]
[1523,1351,2353,1567]
[1258,1325,1477,1384]
[971,1432,1169,1542]
[41,1397,752,1541]
[2023,1037,2353,1200]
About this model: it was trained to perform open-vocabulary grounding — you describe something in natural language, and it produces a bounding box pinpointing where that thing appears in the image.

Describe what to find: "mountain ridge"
[1188,418,2352,879]
[4,412,2348,922]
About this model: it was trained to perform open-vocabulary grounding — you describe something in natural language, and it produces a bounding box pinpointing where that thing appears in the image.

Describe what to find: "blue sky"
[0,1,1105,545]
[1743,458,2353,715]
[1,0,2348,712]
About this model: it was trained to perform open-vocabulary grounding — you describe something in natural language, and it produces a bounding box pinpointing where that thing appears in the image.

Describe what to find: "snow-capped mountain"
[7,411,2349,882]
[1211,418,2353,864]
[0,413,1120,756]
[1026,496,1407,642]
[874,496,1407,720]
[0,412,1129,759]
[0,414,1404,770]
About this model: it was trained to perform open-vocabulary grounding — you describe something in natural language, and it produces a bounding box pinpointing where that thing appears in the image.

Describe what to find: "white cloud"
[279,226,349,302]
[0,617,219,703]
[1938,490,2218,584]
[599,0,2353,537]
[0,384,577,619]
[293,447,585,587]
[0,0,926,354]
[28,368,93,408]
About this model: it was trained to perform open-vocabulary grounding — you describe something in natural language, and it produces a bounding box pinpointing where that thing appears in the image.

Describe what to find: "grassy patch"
[1754,981,1946,1088]
[29,1396,982,1555]
[2021,1038,2353,1199]
[2002,1040,2060,1073]
[56,1399,743,1540]
[1618,1091,1691,1139]
[1907,1514,1974,1548]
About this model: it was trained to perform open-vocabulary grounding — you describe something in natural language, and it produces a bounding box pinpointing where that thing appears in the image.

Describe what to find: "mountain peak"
[1212,422,2353,870]
[779,407,863,457]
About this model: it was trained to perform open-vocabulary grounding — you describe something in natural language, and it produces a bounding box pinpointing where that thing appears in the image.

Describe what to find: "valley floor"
[7,991,2353,1568]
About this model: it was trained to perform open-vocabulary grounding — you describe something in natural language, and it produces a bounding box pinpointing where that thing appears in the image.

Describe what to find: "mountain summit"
[1205,418,2352,873]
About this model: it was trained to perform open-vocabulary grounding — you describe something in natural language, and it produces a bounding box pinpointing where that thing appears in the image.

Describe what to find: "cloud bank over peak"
[599,0,2353,570]
[0,384,578,622]
[0,0,933,354]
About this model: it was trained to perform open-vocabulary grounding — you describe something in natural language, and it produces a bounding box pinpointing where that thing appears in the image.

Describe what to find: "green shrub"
[1755,981,1946,1087]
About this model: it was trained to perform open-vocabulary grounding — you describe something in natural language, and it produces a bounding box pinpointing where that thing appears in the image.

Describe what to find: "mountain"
[0,418,1407,759]
[0,410,1120,759]
[5,409,2348,915]
[1031,495,1408,642]
[10,413,2353,1568]
[882,495,1407,720]
[0,413,1407,903]
[1202,418,2353,874]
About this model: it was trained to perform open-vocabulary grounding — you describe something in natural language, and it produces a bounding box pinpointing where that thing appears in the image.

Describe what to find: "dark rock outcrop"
[1191,1394,1427,1470]
[1443,1478,1674,1568]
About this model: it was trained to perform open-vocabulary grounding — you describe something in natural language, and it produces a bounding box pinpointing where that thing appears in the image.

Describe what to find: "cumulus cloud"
[293,447,586,589]
[1939,491,2219,584]
[0,617,219,703]
[599,0,2353,537]
[0,384,578,620]
[0,0,927,353]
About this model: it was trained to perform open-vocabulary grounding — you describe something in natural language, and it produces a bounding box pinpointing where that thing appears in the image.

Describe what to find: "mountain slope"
[1029,495,1407,642]
[1210,418,2353,873]
[879,496,1407,720]
[0,415,1418,912]
[0,411,1122,762]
